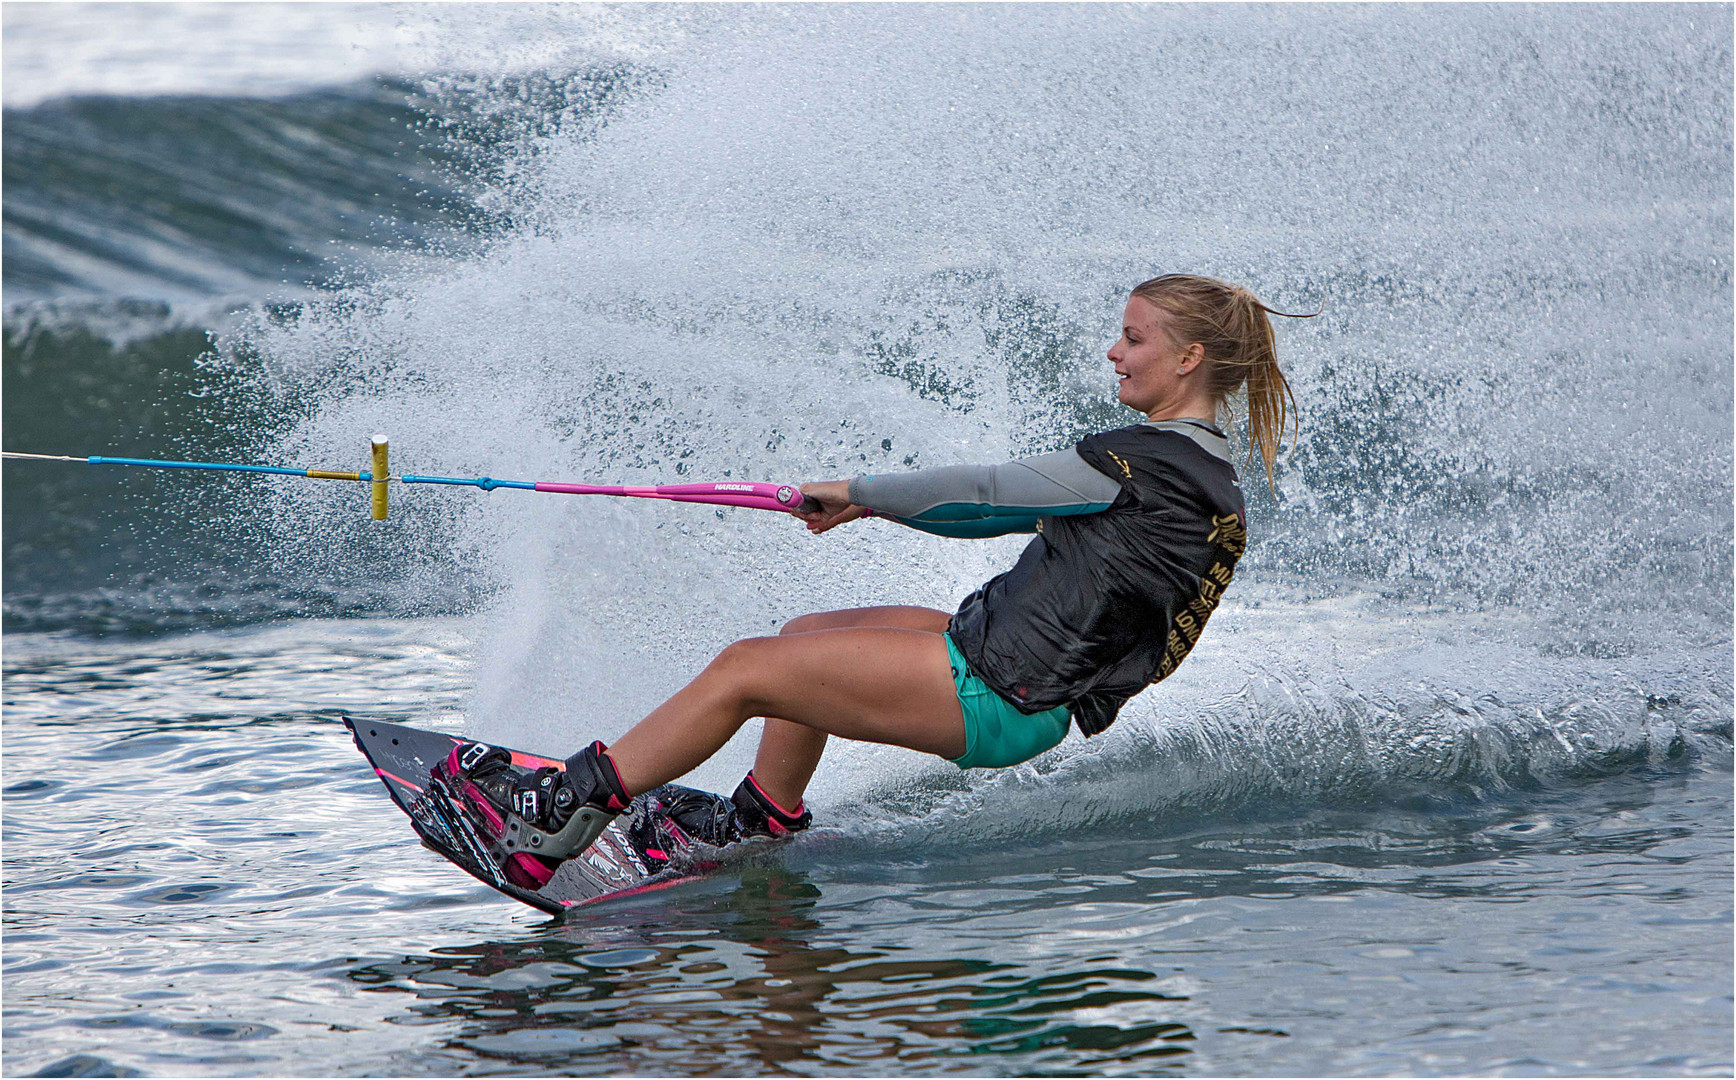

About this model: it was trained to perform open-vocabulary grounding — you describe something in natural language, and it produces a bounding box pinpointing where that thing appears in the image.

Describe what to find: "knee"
[780,612,829,636]
[710,635,778,677]
[704,636,781,710]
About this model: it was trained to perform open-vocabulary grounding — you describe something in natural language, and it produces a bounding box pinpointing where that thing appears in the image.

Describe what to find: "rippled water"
[3,619,1729,1077]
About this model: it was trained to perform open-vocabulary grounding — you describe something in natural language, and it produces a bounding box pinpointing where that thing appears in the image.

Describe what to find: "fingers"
[795,480,862,534]
[804,505,869,534]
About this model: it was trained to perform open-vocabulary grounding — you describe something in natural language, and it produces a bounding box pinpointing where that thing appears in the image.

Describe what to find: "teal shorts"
[943,632,1071,769]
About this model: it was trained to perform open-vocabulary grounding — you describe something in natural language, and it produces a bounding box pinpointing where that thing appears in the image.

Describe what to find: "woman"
[446,274,1302,885]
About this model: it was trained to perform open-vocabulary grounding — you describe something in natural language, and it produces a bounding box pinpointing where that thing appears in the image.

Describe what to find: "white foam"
[222,7,1730,803]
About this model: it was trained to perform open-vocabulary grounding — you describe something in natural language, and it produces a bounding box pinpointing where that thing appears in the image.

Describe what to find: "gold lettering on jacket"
[1207,513,1247,557]
[1154,520,1242,682]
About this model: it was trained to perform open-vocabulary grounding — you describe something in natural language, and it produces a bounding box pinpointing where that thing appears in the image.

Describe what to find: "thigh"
[783,605,952,636]
[727,627,965,759]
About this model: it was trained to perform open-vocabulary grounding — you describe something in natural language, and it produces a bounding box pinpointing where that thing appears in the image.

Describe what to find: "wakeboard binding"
[433,739,632,889]
[623,770,812,866]
[730,772,813,839]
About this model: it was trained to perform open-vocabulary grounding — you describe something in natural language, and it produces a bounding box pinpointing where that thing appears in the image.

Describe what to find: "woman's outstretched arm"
[799,448,1123,537]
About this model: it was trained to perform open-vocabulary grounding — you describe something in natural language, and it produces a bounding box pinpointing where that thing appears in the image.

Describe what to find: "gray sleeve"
[847,447,1124,526]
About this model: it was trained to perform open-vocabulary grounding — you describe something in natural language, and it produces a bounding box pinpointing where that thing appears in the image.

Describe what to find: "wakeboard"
[345,717,741,914]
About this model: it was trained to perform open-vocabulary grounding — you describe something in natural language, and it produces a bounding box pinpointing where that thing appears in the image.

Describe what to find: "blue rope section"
[400,475,536,491]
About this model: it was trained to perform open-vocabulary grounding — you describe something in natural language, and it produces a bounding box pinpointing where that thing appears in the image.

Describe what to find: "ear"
[1177,342,1206,377]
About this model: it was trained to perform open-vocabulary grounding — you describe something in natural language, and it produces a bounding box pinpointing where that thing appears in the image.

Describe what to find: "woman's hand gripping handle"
[795,480,873,534]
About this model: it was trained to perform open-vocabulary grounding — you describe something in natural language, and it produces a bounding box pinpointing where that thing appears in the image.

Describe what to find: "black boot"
[547,741,634,827]
[730,772,813,839]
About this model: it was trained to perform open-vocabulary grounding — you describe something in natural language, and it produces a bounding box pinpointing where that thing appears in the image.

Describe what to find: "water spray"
[2,436,823,520]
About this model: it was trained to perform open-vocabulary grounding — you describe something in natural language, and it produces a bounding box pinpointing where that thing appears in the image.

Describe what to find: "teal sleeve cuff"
[883,512,1044,538]
[905,500,1113,523]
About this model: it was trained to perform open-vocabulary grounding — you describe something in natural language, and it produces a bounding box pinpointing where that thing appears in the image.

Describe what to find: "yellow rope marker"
[371,435,389,520]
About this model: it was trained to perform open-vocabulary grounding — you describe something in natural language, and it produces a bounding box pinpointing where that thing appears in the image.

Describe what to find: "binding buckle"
[488,804,615,863]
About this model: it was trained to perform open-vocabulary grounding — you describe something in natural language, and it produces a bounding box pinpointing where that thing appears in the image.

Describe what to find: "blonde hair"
[1130,274,1314,487]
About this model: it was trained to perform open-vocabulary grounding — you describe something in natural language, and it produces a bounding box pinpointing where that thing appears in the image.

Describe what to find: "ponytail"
[1129,274,1316,489]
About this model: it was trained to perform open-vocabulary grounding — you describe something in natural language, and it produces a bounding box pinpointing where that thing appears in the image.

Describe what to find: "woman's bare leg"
[754,606,952,808]
[603,620,963,797]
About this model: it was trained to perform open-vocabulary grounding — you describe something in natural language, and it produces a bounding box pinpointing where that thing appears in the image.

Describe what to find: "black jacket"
[947,421,1247,736]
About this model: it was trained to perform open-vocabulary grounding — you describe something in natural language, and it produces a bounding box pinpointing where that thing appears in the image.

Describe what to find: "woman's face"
[1107,295,1201,416]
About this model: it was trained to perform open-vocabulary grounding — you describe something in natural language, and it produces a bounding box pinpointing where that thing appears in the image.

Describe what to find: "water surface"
[4,5,1731,1076]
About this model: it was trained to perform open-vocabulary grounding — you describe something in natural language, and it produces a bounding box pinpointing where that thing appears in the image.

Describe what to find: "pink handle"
[532,480,818,514]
